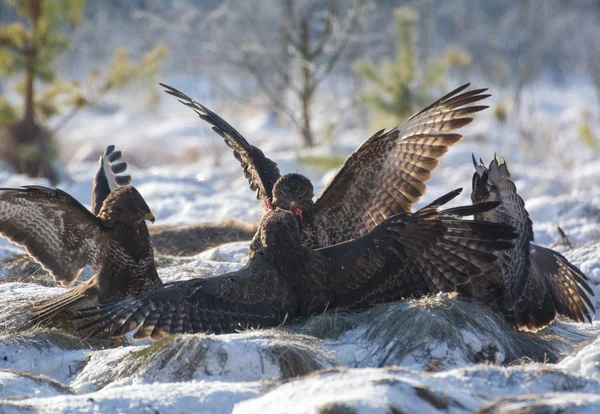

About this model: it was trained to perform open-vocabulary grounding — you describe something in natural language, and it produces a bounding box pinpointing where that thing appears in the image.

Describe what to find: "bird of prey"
[469,155,594,331]
[161,83,490,251]
[78,188,517,339]
[0,146,162,326]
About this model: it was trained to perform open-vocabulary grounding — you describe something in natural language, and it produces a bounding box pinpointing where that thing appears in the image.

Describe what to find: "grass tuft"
[0,327,91,351]
[294,295,579,368]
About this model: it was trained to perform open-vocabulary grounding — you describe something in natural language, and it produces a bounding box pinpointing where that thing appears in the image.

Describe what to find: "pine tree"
[354,7,471,125]
[0,0,166,183]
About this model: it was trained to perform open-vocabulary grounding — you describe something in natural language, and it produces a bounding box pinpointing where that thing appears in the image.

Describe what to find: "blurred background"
[0,0,599,190]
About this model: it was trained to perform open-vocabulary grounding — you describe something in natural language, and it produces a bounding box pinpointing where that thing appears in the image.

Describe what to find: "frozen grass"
[1,328,90,352]
[296,295,587,370]
[70,331,336,390]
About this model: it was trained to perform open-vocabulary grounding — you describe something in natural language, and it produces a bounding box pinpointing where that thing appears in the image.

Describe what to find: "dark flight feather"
[0,147,160,327]
[470,154,594,331]
[161,83,490,248]
[77,190,516,339]
[0,186,105,285]
[160,83,280,201]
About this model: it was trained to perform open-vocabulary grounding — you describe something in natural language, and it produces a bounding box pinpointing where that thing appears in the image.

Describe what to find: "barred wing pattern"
[91,145,133,216]
[78,190,517,340]
[317,188,517,308]
[515,244,595,330]
[161,83,280,201]
[313,85,490,244]
[162,83,489,248]
[471,155,595,330]
[78,254,297,339]
[0,186,105,285]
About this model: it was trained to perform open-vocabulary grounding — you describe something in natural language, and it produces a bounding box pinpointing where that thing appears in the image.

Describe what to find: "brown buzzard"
[0,147,161,326]
[469,155,594,331]
[78,188,516,339]
[161,83,490,251]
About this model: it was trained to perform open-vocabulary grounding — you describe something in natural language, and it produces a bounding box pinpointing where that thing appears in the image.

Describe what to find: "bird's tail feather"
[29,287,89,327]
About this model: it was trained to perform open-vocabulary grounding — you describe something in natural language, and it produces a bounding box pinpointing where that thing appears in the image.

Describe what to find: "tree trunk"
[6,0,58,184]
[299,18,315,147]
[23,55,35,125]
[300,92,314,147]
[23,0,42,126]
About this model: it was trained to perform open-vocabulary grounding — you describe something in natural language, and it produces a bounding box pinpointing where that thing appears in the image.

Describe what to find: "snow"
[1,80,600,412]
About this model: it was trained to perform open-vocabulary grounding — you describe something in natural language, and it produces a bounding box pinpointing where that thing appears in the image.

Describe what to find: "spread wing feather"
[161,83,280,200]
[313,84,490,243]
[91,145,132,216]
[523,244,594,326]
[0,186,106,285]
[77,255,297,339]
[315,189,516,309]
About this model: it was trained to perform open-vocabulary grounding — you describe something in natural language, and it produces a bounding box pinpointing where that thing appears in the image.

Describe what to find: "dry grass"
[0,368,74,397]
[0,327,91,351]
[149,219,257,256]
[89,331,336,388]
[294,295,579,367]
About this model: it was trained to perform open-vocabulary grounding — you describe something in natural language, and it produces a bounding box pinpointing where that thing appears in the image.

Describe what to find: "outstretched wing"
[161,83,280,201]
[77,255,297,339]
[530,244,594,322]
[0,186,106,285]
[315,189,516,309]
[91,145,132,216]
[314,84,490,244]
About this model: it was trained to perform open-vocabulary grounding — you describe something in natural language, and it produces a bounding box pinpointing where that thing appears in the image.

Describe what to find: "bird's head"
[269,173,314,226]
[98,186,155,227]
[471,154,511,205]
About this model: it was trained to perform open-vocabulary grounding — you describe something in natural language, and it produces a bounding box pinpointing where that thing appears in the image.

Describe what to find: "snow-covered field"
[1,81,600,413]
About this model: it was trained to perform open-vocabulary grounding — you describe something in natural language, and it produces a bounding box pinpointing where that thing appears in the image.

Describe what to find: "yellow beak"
[145,212,155,223]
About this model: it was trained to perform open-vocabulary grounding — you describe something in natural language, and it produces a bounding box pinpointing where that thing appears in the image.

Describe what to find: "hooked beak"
[144,212,155,224]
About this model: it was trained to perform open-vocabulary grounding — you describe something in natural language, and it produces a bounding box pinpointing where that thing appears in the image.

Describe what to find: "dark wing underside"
[528,244,594,323]
[77,255,297,339]
[0,186,106,285]
[315,189,517,309]
[91,145,133,216]
[161,83,280,201]
[313,84,490,244]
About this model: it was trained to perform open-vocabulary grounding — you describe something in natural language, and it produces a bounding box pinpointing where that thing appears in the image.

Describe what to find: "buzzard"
[78,188,517,339]
[161,83,490,251]
[469,155,594,331]
[0,146,162,326]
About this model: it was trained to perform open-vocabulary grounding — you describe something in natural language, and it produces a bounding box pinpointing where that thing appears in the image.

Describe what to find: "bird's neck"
[111,222,153,261]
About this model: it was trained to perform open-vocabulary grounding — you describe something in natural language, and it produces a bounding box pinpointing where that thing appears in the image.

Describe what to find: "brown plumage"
[468,155,595,331]
[161,83,490,250]
[0,147,162,327]
[77,189,517,339]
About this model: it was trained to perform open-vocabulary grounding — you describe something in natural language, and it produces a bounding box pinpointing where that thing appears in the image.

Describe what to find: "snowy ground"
[1,81,600,413]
